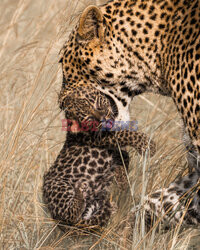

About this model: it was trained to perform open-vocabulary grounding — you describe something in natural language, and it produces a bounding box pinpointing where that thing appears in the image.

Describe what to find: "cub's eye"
[95,96,103,111]
[96,105,103,111]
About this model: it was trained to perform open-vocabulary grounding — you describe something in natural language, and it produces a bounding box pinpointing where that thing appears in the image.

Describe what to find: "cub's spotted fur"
[43,90,155,229]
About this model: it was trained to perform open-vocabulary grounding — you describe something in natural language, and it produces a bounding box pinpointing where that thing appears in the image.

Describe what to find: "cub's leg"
[77,193,115,228]
[73,130,156,157]
[111,149,130,190]
[43,176,86,225]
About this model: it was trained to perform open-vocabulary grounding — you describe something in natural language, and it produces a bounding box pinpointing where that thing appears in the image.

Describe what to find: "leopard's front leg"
[182,126,200,173]
[129,171,200,231]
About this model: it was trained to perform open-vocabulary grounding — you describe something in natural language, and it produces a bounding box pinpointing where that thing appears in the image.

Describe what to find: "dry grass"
[0,0,200,249]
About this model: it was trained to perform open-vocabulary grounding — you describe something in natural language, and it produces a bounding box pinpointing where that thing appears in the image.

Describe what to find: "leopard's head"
[59,4,171,123]
[59,5,136,123]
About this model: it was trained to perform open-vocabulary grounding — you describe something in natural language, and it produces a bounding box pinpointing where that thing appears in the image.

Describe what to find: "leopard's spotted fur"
[58,0,200,229]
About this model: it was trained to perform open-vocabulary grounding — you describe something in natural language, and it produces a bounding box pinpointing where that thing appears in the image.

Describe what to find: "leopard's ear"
[77,6,104,43]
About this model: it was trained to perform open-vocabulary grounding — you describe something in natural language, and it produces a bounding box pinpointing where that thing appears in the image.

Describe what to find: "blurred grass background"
[0,0,199,249]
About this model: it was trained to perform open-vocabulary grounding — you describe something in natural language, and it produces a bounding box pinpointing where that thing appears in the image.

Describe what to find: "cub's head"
[59,85,117,127]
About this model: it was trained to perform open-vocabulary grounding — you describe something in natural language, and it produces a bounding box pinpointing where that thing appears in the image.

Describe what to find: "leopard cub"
[43,87,155,229]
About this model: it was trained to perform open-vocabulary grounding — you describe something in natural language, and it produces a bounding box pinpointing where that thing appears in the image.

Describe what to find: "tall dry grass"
[0,0,199,249]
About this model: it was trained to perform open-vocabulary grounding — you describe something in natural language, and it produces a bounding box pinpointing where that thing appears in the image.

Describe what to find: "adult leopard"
[59,0,200,229]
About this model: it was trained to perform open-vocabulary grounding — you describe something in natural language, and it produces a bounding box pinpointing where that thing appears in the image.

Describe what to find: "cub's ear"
[77,6,104,43]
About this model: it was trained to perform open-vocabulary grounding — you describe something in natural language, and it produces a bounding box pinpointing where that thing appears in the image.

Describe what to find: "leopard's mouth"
[104,94,119,118]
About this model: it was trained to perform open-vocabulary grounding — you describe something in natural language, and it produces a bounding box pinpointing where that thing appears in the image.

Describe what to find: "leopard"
[58,0,200,230]
[43,91,156,230]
